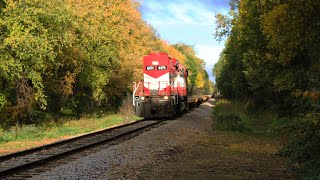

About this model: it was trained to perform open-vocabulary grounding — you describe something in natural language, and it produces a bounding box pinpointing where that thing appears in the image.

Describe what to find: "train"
[133,52,210,119]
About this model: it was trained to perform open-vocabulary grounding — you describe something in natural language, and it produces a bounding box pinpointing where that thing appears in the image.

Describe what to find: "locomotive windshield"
[157,66,167,70]
[146,66,155,70]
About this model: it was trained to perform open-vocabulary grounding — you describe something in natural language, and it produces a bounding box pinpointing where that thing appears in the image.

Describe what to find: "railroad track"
[0,120,166,179]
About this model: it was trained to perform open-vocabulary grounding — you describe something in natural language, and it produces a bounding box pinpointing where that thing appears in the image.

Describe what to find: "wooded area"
[213,0,320,178]
[0,0,213,129]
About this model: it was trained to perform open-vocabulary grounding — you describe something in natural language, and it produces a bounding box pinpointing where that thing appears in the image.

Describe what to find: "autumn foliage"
[213,0,320,178]
[0,0,211,128]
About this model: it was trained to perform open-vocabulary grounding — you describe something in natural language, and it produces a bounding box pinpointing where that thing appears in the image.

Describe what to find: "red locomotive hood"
[143,52,170,79]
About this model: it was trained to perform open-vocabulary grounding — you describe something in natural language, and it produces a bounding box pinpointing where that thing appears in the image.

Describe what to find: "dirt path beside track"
[138,99,292,179]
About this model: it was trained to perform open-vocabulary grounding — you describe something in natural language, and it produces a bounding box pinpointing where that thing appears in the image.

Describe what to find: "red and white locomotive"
[133,52,189,118]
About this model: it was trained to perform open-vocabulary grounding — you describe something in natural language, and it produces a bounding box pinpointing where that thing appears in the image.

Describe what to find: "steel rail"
[0,120,164,179]
[0,120,143,162]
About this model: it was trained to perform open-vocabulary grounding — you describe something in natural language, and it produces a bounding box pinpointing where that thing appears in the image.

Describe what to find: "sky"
[139,0,230,82]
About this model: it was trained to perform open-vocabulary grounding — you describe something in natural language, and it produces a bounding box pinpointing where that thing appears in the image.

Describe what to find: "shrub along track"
[0,119,166,179]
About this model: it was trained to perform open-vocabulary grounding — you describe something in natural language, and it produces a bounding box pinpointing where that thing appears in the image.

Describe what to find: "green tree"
[0,0,76,126]
[172,44,211,95]
[213,0,320,177]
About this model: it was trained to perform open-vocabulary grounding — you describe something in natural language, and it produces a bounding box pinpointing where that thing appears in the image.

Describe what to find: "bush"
[212,99,250,132]
[279,114,320,179]
[119,94,134,117]
[215,113,248,132]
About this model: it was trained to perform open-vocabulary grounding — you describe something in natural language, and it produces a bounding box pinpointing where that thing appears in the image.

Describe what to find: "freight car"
[133,52,189,118]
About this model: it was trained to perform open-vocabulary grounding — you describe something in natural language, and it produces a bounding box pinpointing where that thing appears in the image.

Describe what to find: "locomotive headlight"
[140,96,145,101]
[163,96,169,100]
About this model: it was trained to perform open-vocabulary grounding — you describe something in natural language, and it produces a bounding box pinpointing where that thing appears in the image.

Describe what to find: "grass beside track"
[0,114,141,155]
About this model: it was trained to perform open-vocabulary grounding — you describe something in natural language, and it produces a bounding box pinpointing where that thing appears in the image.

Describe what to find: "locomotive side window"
[146,66,155,70]
[157,66,167,70]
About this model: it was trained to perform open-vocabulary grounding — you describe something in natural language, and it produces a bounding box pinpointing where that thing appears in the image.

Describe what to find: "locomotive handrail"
[144,81,150,96]
[158,81,170,95]
[168,84,178,105]
[132,82,141,106]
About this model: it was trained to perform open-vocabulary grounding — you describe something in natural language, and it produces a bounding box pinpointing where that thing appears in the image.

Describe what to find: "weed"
[119,94,135,123]
[0,125,45,143]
